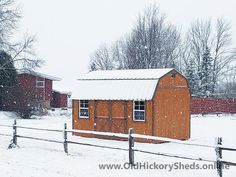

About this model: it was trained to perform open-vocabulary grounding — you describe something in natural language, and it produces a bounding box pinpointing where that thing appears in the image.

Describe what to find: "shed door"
[94,101,127,135]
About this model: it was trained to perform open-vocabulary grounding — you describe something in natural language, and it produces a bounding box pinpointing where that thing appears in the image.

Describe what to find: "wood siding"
[17,74,53,102]
[153,73,190,140]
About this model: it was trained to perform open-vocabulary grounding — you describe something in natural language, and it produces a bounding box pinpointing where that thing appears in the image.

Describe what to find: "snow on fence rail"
[0,120,236,177]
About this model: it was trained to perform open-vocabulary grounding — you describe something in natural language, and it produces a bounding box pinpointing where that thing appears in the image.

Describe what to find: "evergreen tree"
[200,46,213,96]
[0,50,17,109]
[185,59,198,95]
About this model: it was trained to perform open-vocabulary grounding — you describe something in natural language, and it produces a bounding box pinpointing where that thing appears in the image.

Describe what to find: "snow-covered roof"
[72,80,158,100]
[18,71,61,81]
[72,68,174,100]
[78,68,173,80]
[52,82,72,95]
[53,89,72,95]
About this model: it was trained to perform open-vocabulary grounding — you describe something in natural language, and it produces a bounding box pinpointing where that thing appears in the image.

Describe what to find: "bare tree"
[218,66,236,96]
[184,18,236,95]
[212,18,236,93]
[89,4,181,71]
[0,0,43,73]
[118,5,181,69]
[89,44,114,71]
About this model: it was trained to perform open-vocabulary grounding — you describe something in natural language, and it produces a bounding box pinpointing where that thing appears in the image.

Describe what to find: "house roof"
[52,84,72,95]
[72,68,175,100]
[78,68,173,80]
[18,71,61,81]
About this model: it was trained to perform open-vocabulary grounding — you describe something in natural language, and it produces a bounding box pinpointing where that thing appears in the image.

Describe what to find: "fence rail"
[132,133,215,148]
[16,125,62,133]
[67,140,128,151]
[17,135,63,144]
[1,120,236,177]
[67,129,129,139]
[0,133,11,137]
[133,148,215,163]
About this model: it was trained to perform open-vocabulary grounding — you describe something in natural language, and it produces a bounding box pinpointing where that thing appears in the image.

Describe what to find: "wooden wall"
[72,100,153,136]
[153,72,190,140]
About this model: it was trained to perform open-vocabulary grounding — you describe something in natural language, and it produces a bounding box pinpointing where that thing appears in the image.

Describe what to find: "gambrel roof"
[72,68,175,100]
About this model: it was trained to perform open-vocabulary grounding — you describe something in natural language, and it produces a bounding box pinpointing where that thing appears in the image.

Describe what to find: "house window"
[36,80,45,88]
[133,101,145,121]
[79,100,89,118]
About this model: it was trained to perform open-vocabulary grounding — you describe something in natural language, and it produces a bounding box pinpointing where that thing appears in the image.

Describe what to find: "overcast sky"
[18,0,236,89]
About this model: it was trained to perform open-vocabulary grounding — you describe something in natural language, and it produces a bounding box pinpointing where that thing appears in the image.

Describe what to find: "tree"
[89,4,181,71]
[184,18,236,96]
[89,44,114,71]
[4,83,45,118]
[0,0,43,73]
[0,0,43,114]
[185,59,198,95]
[0,50,16,109]
[211,18,236,94]
[218,66,236,96]
[200,46,213,96]
[0,50,16,86]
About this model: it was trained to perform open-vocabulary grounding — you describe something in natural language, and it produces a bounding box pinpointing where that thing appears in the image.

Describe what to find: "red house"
[51,89,72,108]
[17,71,61,108]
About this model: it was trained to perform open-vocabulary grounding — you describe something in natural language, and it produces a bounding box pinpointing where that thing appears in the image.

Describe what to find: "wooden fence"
[1,120,236,177]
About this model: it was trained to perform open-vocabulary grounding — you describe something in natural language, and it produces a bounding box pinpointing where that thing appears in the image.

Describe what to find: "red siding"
[191,97,236,114]
[51,92,68,108]
[17,74,53,102]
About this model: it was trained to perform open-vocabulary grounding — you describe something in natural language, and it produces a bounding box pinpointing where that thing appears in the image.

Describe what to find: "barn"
[72,68,191,140]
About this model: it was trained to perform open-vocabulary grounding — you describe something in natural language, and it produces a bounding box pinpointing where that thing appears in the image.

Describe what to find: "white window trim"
[36,80,45,88]
[79,100,89,119]
[133,100,145,122]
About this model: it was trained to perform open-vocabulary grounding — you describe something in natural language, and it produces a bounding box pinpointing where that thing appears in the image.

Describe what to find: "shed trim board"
[72,68,191,141]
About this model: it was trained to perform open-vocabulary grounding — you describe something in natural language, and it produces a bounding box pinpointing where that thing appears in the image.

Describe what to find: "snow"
[1,112,236,177]
[72,80,158,100]
[78,68,174,80]
[18,70,61,81]
[72,68,186,100]
[53,85,72,95]
[72,68,183,100]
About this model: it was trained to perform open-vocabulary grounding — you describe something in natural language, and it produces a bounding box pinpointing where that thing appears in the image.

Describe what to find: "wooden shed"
[72,68,190,140]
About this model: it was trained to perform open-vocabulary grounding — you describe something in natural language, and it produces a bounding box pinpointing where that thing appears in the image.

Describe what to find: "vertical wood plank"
[94,100,97,131]
[108,100,112,132]
[124,100,128,133]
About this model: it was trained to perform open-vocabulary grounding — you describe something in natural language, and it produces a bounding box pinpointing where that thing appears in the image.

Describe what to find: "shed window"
[133,101,145,121]
[79,100,89,118]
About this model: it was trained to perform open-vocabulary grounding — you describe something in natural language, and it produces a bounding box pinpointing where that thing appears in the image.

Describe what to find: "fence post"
[13,119,17,146]
[215,137,223,177]
[128,128,134,165]
[63,123,68,154]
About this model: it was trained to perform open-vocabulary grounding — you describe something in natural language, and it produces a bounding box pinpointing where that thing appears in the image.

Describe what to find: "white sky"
[17,0,236,89]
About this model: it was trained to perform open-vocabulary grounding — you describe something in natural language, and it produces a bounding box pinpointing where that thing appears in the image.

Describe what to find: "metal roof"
[78,68,173,80]
[72,79,158,100]
[72,68,176,100]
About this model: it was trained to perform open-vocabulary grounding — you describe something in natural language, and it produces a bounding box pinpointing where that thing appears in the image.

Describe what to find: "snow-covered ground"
[1,111,236,177]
